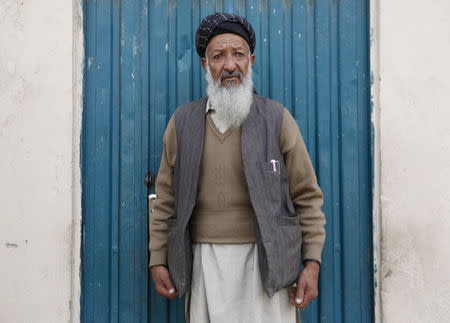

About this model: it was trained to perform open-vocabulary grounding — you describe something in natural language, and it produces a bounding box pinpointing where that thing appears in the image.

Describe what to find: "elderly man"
[149,12,326,323]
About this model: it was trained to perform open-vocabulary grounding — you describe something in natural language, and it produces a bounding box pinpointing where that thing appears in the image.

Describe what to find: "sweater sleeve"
[279,108,326,264]
[149,115,177,267]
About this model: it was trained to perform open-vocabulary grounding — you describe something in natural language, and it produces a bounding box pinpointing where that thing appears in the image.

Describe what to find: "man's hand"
[289,261,320,309]
[150,265,179,299]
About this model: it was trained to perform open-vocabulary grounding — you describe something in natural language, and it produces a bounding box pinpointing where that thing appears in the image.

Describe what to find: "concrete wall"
[377,0,450,321]
[0,1,82,322]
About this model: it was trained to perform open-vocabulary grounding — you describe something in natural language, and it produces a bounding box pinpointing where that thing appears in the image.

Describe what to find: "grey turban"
[195,12,256,58]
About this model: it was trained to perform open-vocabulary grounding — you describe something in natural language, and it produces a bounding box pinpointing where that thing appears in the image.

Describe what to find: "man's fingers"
[298,291,312,310]
[288,288,297,306]
[155,282,179,299]
[154,277,179,299]
[298,287,319,310]
[159,270,176,294]
[295,282,306,307]
[291,265,320,309]
[158,278,178,299]
[151,265,179,299]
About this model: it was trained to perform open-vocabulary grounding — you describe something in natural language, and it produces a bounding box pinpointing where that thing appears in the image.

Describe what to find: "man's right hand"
[150,265,179,299]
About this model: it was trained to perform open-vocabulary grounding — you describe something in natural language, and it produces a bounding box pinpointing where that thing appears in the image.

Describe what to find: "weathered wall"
[0,1,81,322]
[378,0,450,321]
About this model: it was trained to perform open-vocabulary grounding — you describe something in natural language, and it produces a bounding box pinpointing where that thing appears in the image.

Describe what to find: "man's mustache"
[219,70,242,82]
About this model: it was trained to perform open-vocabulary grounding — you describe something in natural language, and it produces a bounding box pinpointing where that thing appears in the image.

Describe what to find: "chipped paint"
[132,35,138,56]
[87,57,94,69]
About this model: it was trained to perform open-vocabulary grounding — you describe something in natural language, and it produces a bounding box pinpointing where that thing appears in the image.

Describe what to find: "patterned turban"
[195,12,256,58]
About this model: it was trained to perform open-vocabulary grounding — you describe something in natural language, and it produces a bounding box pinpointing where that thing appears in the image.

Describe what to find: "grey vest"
[168,95,302,297]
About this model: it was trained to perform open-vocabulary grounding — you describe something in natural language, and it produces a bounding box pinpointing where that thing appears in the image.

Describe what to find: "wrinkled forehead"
[207,33,248,53]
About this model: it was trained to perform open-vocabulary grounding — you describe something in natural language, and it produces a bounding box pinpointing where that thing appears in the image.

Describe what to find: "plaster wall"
[378,0,450,321]
[0,1,81,322]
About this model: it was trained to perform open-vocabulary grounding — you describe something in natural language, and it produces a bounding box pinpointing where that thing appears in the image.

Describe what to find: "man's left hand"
[289,261,320,310]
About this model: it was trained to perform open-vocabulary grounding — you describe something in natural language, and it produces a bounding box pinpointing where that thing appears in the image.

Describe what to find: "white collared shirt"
[206,99,232,134]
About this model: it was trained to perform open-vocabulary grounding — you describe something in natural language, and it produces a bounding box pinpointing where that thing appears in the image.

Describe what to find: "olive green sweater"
[149,107,326,267]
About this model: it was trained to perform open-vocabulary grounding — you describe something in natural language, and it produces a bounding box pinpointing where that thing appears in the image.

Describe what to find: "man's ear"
[250,54,255,65]
[201,57,207,70]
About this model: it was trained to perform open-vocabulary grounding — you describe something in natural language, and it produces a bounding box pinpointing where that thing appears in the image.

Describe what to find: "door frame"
[71,0,83,322]
[72,0,383,322]
[369,0,381,322]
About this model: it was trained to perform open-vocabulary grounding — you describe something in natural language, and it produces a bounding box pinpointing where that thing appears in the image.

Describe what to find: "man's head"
[195,12,256,88]
[195,13,256,128]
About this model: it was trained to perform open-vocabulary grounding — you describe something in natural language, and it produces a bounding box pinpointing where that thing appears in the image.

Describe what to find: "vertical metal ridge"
[283,3,292,109]
[306,0,316,158]
[262,0,269,96]
[239,0,246,20]
[165,2,170,121]
[357,1,373,322]
[171,3,177,109]
[110,0,121,320]
[140,3,150,323]
[314,0,331,320]
[330,1,343,322]
[149,2,171,322]
[289,6,295,116]
[190,5,194,102]
[355,0,364,319]
[337,0,346,319]
[267,1,273,98]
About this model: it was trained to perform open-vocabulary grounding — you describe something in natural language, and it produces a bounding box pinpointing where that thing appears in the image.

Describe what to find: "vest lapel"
[179,97,207,228]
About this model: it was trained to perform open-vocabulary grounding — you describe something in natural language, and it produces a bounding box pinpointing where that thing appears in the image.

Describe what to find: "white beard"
[205,64,254,129]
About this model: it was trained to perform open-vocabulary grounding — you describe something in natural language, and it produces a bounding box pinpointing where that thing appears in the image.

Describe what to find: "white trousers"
[185,243,300,323]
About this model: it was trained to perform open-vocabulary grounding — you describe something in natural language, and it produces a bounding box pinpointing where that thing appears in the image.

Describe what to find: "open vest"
[168,95,302,297]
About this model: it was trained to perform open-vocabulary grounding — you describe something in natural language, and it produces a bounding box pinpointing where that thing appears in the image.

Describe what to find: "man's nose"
[223,55,237,72]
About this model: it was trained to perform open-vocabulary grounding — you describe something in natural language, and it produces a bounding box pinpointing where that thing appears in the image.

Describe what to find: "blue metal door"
[82,1,373,322]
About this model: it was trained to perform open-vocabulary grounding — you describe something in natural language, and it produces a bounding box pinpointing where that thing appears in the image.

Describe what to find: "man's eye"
[234,52,245,57]
[213,54,222,59]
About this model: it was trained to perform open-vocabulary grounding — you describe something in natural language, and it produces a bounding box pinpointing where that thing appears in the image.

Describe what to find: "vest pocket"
[277,214,300,226]
[258,160,281,175]
[257,161,282,209]
[167,217,183,292]
[166,215,177,228]
[275,219,302,287]
[166,216,177,255]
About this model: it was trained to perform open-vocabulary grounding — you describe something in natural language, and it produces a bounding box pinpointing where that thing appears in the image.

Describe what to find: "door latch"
[144,172,155,187]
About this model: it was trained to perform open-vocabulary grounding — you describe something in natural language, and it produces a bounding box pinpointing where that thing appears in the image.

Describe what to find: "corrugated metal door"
[82,0,373,322]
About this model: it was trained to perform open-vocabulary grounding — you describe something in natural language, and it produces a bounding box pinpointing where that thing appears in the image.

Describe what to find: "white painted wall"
[377,0,450,321]
[0,1,82,322]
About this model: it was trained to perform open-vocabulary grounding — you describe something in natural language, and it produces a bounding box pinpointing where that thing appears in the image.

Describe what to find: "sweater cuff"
[149,248,167,268]
[302,243,323,264]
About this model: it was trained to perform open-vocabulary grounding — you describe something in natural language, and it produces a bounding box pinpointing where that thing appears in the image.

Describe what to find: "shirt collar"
[206,99,214,114]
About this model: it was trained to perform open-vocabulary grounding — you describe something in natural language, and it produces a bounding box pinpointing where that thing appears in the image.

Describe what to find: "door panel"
[82,1,373,322]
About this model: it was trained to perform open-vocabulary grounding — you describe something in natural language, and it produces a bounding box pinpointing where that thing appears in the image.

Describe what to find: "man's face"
[202,33,255,88]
